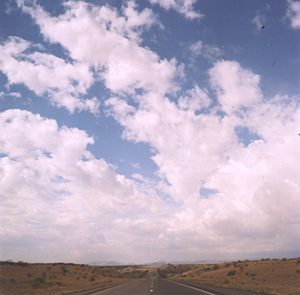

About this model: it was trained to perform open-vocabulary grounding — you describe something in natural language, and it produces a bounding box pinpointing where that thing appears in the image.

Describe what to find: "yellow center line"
[91,280,140,295]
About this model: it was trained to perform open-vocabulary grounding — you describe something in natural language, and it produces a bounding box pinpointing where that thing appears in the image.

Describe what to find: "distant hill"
[144,260,167,266]
[88,261,121,266]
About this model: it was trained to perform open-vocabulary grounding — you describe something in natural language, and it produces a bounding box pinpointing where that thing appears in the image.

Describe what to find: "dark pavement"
[67,269,261,295]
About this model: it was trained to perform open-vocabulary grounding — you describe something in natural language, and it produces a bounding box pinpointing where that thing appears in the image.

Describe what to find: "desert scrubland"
[157,258,300,295]
[0,261,148,295]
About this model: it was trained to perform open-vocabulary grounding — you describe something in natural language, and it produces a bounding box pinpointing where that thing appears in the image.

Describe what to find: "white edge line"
[167,280,215,295]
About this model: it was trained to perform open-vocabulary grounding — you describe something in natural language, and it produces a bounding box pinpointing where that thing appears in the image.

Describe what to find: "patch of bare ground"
[0,260,149,295]
[158,258,300,295]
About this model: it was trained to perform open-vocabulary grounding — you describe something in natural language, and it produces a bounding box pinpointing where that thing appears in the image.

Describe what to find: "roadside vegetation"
[157,258,300,295]
[0,260,149,295]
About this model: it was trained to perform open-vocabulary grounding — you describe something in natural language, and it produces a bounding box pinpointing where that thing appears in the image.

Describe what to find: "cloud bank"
[0,0,299,264]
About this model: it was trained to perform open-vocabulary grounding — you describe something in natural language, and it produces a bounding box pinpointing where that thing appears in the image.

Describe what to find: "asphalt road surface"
[68,269,261,295]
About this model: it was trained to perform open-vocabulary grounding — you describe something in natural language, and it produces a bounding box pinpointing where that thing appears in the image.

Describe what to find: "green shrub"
[90,276,95,281]
[10,279,17,284]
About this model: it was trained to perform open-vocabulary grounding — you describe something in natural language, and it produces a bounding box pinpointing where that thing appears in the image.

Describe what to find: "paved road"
[68,269,261,295]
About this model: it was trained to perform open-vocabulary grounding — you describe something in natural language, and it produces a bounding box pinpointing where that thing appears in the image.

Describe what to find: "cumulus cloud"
[286,0,300,29]
[105,60,300,258]
[209,60,263,114]
[149,0,203,19]
[0,36,99,113]
[1,1,299,263]
[178,86,211,112]
[0,109,164,262]
[15,0,176,95]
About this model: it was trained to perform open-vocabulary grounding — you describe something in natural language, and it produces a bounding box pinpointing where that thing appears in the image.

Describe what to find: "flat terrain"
[158,258,300,295]
[0,261,148,295]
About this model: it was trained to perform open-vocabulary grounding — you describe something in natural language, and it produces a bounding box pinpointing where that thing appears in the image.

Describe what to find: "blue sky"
[0,0,299,264]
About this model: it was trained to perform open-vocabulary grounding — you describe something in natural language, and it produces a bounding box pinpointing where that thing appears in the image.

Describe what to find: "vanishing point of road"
[68,269,261,295]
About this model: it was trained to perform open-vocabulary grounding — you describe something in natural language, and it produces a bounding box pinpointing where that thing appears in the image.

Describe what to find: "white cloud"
[209,60,263,114]
[123,0,160,30]
[0,91,21,98]
[149,0,203,20]
[286,0,300,29]
[252,13,265,30]
[15,0,176,95]
[178,85,211,111]
[0,36,99,113]
[106,90,238,202]
[0,109,164,262]
[105,60,300,259]
[1,1,299,263]
[189,41,223,62]
[252,6,270,31]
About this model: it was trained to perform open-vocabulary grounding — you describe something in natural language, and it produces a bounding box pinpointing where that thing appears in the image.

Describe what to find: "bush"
[10,279,17,284]
[16,261,29,267]
[0,260,28,267]
[213,264,219,270]
[90,276,95,281]
[34,277,45,284]
[31,277,45,288]
[227,270,236,276]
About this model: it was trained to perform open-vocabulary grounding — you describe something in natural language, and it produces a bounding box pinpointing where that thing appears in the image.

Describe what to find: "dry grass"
[158,258,300,295]
[0,261,149,295]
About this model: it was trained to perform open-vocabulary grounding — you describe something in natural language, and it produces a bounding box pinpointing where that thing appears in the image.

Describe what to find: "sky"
[0,0,299,265]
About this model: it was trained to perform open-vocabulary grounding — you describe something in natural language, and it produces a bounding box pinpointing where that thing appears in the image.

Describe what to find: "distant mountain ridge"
[88,261,121,266]
[88,259,223,266]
